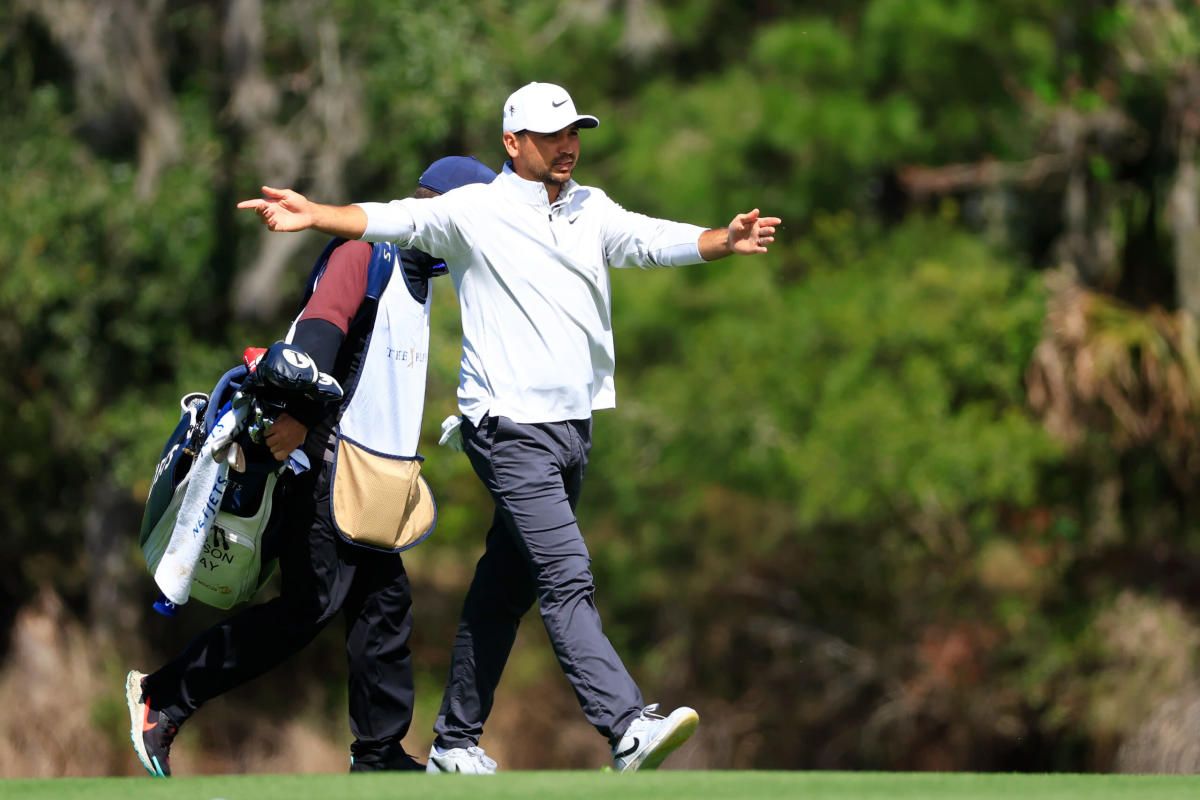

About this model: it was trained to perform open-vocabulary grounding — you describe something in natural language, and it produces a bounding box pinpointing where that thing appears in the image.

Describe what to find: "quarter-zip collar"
[499,161,578,212]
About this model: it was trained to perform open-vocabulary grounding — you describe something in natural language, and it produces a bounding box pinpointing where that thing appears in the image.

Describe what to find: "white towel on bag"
[152,403,249,605]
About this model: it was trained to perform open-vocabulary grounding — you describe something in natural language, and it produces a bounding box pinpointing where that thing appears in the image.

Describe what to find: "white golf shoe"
[426,744,498,774]
[611,703,699,772]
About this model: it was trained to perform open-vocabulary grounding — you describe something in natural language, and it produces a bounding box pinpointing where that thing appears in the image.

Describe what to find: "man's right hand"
[237,186,316,232]
[237,187,368,238]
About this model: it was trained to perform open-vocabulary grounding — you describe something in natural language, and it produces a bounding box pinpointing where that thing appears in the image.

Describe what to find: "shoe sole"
[427,762,496,774]
[125,670,166,777]
[426,759,496,774]
[628,708,700,772]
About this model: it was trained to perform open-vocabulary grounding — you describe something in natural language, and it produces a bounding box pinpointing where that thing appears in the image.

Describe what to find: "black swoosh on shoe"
[613,737,640,759]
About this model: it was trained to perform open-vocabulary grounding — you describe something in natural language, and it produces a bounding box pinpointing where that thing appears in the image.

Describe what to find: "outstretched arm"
[236,186,368,239]
[697,208,782,261]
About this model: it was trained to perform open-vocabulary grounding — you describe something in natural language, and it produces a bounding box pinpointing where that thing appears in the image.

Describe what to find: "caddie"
[126,156,497,777]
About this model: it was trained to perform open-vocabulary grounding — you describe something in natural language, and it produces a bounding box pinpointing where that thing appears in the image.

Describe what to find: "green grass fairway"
[2,771,1198,800]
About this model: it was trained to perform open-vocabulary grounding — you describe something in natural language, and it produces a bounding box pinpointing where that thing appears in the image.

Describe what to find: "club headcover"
[243,342,343,403]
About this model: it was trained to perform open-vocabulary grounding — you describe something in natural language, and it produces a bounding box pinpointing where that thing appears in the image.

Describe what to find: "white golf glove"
[439,414,464,452]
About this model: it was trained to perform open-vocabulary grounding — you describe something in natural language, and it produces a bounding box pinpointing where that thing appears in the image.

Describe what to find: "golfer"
[238,81,781,773]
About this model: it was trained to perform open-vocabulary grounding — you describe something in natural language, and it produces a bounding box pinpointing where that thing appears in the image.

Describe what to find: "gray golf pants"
[433,414,644,748]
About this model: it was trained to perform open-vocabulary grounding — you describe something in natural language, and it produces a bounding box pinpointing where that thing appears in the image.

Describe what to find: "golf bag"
[138,343,342,614]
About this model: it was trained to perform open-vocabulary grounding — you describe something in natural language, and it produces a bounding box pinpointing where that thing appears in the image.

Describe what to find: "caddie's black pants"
[143,431,416,770]
[433,414,644,749]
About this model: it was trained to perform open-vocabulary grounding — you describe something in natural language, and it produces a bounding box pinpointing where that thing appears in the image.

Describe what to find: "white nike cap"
[502,82,600,134]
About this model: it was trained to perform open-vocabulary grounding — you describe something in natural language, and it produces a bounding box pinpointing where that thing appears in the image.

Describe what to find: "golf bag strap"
[299,238,394,314]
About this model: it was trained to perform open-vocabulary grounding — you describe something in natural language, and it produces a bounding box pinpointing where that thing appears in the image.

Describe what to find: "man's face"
[505,125,581,188]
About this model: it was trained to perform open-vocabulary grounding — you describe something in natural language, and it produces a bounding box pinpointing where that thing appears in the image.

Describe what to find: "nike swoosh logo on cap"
[552,99,568,108]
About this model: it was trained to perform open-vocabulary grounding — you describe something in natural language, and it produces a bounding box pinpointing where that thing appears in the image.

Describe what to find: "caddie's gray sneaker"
[426,744,498,774]
[612,703,699,772]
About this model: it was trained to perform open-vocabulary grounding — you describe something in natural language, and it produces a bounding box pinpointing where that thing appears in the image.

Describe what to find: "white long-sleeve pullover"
[357,163,706,426]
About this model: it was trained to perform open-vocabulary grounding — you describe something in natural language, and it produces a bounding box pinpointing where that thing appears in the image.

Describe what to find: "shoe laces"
[636,703,665,723]
[622,703,667,741]
[140,682,179,748]
[161,717,179,746]
[465,746,497,769]
[149,709,179,749]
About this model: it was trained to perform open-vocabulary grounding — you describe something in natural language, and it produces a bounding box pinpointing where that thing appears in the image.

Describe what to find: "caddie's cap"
[502,82,599,134]
[418,155,497,195]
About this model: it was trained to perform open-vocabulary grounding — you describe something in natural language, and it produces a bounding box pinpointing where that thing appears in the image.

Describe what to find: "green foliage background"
[3,0,1200,775]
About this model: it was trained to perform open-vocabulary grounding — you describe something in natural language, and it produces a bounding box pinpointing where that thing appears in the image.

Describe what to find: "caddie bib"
[290,241,437,552]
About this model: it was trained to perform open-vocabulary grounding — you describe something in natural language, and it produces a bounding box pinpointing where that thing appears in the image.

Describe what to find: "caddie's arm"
[237,186,368,239]
[698,208,782,261]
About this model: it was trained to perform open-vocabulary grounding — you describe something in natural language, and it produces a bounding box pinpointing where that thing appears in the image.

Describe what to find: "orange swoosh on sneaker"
[142,700,158,732]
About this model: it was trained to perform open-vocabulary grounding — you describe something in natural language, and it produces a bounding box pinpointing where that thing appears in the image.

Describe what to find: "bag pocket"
[189,523,262,610]
[330,436,436,552]
[142,470,278,610]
